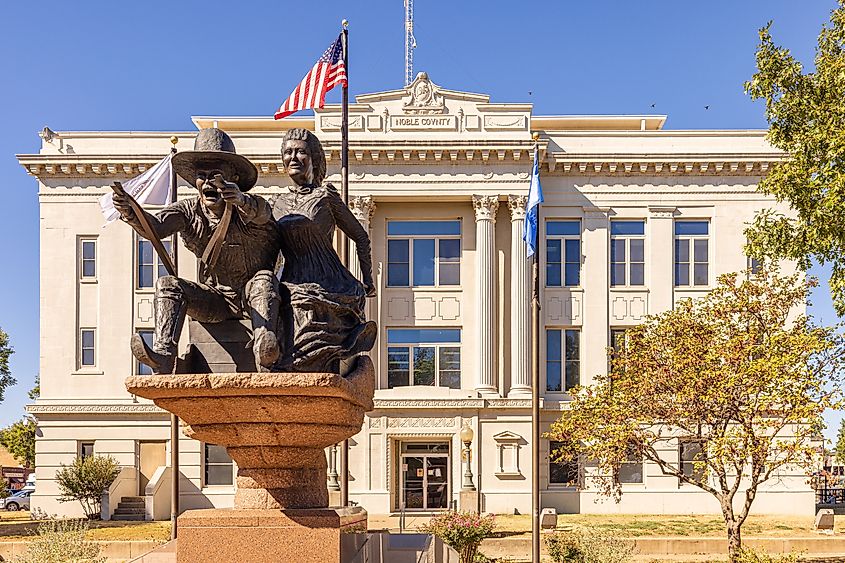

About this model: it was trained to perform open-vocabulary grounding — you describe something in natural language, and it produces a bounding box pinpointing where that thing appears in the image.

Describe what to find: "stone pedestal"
[126,356,375,510]
[459,490,479,513]
[177,507,367,563]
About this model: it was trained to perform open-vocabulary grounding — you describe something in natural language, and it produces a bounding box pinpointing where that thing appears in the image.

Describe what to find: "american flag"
[274,34,347,120]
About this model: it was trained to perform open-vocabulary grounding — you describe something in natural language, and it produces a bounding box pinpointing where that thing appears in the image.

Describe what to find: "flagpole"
[168,136,180,541]
[531,133,542,563]
[339,18,350,509]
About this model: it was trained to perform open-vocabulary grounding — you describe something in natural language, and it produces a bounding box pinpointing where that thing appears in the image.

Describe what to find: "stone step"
[118,500,145,506]
[120,496,144,503]
[114,507,146,515]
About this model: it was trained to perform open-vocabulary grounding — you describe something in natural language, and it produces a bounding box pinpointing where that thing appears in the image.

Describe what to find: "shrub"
[13,518,105,563]
[736,547,800,563]
[55,455,120,520]
[545,528,636,563]
[419,510,496,563]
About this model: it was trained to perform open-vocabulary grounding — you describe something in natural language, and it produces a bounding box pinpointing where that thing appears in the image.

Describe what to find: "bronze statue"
[273,128,377,372]
[113,128,281,374]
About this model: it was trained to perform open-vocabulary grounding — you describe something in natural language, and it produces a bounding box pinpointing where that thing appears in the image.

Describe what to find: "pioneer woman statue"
[273,128,376,372]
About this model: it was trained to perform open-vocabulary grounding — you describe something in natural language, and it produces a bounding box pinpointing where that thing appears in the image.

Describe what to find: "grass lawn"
[485,514,820,538]
[0,511,171,542]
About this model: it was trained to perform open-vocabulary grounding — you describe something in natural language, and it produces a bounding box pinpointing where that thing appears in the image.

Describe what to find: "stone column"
[507,195,531,398]
[472,195,500,397]
[347,196,376,281]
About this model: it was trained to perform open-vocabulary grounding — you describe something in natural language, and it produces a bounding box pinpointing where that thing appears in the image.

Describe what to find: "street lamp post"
[460,424,475,491]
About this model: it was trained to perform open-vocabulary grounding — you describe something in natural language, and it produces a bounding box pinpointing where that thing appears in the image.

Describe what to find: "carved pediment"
[403,72,445,115]
[493,430,524,443]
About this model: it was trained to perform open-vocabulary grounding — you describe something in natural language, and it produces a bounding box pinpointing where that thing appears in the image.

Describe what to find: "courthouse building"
[17,73,812,519]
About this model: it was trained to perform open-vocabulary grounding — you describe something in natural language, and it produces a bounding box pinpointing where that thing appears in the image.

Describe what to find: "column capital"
[507,195,528,221]
[349,195,376,224]
[472,195,500,223]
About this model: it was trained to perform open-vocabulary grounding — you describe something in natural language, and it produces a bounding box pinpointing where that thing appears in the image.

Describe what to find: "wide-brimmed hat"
[172,128,258,191]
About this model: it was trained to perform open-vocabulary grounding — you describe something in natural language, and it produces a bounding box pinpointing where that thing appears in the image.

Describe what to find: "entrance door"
[400,442,450,511]
[138,441,166,495]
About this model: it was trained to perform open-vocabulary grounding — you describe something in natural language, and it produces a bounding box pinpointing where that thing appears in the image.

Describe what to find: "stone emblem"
[403,71,445,114]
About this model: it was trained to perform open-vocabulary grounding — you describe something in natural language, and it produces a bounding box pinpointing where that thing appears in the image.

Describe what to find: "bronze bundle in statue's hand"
[111,189,136,221]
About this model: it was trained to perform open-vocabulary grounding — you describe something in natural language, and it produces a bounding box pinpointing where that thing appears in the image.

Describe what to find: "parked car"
[3,489,32,511]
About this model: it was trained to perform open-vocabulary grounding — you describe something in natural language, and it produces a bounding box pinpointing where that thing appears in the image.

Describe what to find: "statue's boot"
[247,274,281,371]
[343,320,377,358]
[131,292,187,375]
[131,334,175,375]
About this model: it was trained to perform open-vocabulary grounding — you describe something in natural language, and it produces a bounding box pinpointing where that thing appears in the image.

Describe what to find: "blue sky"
[0,1,841,439]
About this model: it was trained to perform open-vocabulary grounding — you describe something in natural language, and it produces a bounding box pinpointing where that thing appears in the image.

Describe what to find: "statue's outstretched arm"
[238,193,273,225]
[120,200,187,241]
[330,192,375,294]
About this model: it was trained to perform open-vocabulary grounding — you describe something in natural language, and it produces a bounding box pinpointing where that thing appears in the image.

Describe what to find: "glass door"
[402,456,425,509]
[425,456,449,509]
[400,443,450,510]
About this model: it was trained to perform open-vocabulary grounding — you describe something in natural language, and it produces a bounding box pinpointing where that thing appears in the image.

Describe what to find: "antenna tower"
[404,0,416,86]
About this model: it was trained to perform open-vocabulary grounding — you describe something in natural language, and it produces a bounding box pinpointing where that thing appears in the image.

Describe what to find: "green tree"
[0,417,36,467]
[834,419,845,465]
[28,374,39,401]
[55,455,121,520]
[0,328,15,403]
[745,2,845,315]
[547,267,844,563]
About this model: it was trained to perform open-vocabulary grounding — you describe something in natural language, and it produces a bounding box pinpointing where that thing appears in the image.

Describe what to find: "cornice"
[27,403,165,415]
[19,140,781,180]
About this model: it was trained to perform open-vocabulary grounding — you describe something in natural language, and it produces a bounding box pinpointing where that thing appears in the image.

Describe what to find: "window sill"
[79,278,98,284]
[609,287,649,293]
[494,471,523,478]
[135,288,156,294]
[201,485,235,492]
[674,286,711,292]
[547,485,580,491]
[73,370,104,376]
[543,286,584,292]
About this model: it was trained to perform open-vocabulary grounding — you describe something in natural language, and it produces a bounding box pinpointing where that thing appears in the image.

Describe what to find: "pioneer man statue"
[112,128,281,374]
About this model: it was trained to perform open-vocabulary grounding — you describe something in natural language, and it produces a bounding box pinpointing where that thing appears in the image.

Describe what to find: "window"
[545,221,580,287]
[204,444,234,486]
[609,328,628,375]
[610,329,628,354]
[546,329,580,392]
[748,255,762,275]
[674,221,709,287]
[137,330,154,375]
[137,237,173,289]
[549,441,579,486]
[79,442,95,460]
[618,449,644,484]
[80,329,96,367]
[386,329,461,389]
[679,440,707,482]
[386,221,461,287]
[79,238,96,279]
[610,221,645,286]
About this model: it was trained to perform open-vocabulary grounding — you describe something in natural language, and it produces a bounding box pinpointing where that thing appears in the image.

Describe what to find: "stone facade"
[18,74,812,518]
